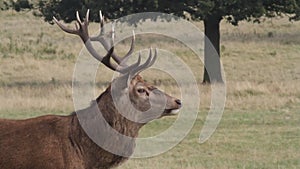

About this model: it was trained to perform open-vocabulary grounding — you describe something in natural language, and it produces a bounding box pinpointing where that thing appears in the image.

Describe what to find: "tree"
[181,0,299,83]
[36,0,300,83]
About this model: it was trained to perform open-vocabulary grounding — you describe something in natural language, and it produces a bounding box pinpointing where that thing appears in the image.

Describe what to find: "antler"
[53,10,156,76]
[90,11,135,66]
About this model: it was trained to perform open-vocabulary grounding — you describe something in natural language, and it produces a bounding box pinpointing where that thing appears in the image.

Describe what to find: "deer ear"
[111,71,143,95]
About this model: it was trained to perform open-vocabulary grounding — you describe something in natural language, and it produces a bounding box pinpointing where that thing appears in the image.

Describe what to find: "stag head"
[53,10,182,123]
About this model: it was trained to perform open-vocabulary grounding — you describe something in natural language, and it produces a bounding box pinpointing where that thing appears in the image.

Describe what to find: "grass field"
[0,10,300,168]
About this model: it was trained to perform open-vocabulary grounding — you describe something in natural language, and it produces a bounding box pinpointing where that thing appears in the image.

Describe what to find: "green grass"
[120,109,300,169]
[0,109,67,119]
[0,10,300,168]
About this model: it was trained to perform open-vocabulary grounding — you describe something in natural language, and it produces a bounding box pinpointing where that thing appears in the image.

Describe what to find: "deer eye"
[137,88,146,93]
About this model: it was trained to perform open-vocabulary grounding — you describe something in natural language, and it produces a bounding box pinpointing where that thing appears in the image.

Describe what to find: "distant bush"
[12,0,33,11]
[0,0,33,11]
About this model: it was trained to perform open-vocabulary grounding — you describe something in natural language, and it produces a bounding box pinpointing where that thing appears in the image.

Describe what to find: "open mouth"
[163,108,180,116]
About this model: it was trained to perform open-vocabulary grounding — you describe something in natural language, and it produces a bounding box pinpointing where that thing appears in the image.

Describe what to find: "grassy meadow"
[0,10,300,168]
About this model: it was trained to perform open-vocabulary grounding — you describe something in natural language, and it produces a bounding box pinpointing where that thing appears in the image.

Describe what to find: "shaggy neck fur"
[70,85,144,168]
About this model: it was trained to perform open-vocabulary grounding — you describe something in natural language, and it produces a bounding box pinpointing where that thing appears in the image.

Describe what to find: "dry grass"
[0,10,300,168]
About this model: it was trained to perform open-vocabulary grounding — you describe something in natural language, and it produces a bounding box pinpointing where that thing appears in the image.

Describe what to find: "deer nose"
[175,99,182,106]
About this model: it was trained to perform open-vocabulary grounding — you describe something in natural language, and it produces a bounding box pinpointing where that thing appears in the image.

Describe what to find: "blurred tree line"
[2,0,300,83]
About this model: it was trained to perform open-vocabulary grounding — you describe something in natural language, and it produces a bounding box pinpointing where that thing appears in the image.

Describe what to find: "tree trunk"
[202,16,224,84]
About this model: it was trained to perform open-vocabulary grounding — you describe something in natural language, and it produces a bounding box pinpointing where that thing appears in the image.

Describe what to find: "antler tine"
[111,30,136,66]
[111,23,115,46]
[129,48,157,77]
[118,54,141,74]
[76,11,82,23]
[90,10,105,41]
[118,30,136,64]
[99,10,105,34]
[148,48,157,67]
[53,17,78,35]
[85,9,90,24]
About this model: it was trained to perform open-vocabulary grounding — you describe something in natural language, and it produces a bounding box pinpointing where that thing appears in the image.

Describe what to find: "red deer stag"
[0,10,182,169]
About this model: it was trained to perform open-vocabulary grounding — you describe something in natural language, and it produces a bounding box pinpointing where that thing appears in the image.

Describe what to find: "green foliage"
[3,0,300,33]
[33,0,300,24]
[37,0,86,23]
[12,0,32,11]
[0,0,34,11]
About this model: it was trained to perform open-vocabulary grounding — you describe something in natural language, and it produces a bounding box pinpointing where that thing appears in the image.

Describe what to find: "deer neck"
[68,87,145,168]
[96,86,144,138]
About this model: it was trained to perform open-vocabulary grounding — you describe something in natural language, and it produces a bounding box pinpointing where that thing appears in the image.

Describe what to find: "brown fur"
[0,75,181,169]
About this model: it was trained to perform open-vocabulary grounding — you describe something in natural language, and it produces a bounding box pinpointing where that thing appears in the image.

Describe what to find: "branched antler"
[53,9,157,76]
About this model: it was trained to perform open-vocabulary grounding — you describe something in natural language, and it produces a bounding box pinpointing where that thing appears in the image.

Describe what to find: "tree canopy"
[32,1,300,24]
